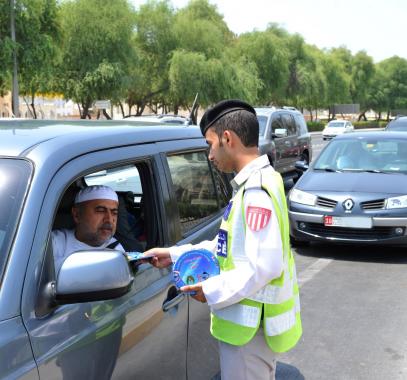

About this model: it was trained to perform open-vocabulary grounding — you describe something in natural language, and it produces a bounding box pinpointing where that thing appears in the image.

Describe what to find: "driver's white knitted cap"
[74,185,118,204]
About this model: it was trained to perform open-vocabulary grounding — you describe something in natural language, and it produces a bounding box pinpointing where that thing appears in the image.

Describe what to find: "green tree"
[58,0,136,118]
[296,47,327,120]
[132,0,177,114]
[323,51,351,119]
[0,1,13,95]
[173,0,232,59]
[233,29,289,104]
[349,51,375,120]
[376,56,407,120]
[17,0,60,118]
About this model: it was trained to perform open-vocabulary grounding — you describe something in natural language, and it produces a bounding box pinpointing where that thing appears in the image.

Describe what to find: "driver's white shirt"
[52,228,124,273]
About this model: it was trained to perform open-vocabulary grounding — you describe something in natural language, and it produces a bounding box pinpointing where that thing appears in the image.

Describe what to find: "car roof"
[254,107,301,116]
[333,131,407,140]
[0,119,202,159]
[123,114,188,123]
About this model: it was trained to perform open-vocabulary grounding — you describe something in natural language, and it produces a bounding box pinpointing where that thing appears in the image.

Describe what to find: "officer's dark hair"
[211,110,259,148]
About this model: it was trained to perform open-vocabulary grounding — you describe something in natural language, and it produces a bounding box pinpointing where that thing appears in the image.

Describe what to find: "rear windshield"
[0,159,32,284]
[327,121,346,128]
[257,115,268,137]
[386,120,407,131]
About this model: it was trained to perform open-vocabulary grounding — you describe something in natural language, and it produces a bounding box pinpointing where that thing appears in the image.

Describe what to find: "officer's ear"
[223,130,232,145]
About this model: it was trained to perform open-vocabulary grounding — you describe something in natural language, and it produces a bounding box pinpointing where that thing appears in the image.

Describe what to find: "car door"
[158,141,232,380]
[21,143,188,379]
[280,112,300,171]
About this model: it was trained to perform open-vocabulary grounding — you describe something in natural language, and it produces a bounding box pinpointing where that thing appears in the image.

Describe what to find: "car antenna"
[187,93,199,125]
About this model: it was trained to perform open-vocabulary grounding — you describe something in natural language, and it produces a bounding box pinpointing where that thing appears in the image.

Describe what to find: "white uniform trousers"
[218,327,277,380]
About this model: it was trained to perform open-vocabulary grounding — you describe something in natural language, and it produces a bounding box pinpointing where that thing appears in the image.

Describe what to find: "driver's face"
[73,199,118,246]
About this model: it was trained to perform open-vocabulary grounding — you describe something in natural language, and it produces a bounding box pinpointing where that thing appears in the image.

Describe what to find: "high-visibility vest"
[211,168,302,353]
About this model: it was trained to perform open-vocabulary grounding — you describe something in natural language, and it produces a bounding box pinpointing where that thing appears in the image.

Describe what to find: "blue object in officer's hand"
[172,249,220,294]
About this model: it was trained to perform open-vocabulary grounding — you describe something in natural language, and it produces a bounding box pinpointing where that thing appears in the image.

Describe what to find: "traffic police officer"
[146,99,302,380]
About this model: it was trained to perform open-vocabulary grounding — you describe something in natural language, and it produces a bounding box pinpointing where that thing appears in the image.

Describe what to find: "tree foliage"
[3,0,407,119]
[58,0,136,118]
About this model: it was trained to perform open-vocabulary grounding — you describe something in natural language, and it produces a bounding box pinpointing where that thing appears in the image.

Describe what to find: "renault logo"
[343,198,354,211]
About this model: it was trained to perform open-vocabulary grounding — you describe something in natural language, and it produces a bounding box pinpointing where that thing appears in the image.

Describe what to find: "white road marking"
[297,258,332,287]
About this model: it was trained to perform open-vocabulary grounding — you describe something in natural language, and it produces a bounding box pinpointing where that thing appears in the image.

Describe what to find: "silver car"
[0,120,230,379]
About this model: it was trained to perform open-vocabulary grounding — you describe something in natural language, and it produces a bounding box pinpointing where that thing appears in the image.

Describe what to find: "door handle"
[162,292,185,312]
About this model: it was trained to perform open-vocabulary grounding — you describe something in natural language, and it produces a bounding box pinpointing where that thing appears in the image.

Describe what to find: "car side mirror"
[272,128,287,138]
[295,160,309,172]
[56,250,133,305]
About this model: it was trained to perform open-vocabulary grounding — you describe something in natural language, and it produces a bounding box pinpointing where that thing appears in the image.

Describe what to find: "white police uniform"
[170,155,284,379]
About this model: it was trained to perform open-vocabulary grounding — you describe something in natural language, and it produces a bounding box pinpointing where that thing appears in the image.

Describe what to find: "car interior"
[52,162,160,264]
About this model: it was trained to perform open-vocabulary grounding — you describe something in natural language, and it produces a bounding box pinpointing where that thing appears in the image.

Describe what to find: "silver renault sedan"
[289,132,407,245]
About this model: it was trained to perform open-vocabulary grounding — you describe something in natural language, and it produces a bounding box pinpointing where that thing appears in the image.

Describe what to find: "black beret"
[199,99,256,136]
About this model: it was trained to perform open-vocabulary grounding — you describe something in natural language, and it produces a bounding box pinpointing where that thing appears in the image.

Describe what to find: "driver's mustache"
[100,223,113,230]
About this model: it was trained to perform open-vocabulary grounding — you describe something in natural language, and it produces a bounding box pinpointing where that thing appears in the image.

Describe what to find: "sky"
[131,0,407,63]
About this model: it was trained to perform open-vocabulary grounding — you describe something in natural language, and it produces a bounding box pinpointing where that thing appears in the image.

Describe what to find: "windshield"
[257,115,268,137]
[314,138,407,173]
[327,121,346,128]
[0,159,32,285]
[387,120,407,131]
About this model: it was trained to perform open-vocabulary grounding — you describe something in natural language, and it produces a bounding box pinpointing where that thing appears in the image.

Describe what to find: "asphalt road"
[276,132,407,380]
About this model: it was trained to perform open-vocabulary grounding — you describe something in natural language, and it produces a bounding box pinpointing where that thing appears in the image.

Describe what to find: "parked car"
[0,119,231,379]
[255,106,312,182]
[322,120,354,140]
[122,114,190,125]
[289,131,407,245]
[385,115,407,131]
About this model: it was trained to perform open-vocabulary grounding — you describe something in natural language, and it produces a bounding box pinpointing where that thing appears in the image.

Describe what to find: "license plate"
[324,215,372,229]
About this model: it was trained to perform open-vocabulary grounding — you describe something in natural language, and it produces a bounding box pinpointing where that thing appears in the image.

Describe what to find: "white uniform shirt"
[52,228,125,273]
[170,155,283,310]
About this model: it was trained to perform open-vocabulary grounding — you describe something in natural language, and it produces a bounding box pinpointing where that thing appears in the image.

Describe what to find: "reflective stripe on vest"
[247,268,293,304]
[212,303,261,329]
[265,294,301,336]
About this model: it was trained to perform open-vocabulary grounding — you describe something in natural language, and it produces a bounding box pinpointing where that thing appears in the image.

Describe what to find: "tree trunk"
[173,105,178,115]
[22,96,34,118]
[31,92,37,119]
[103,109,111,119]
[118,101,125,118]
[357,111,367,121]
[81,98,92,119]
[136,103,145,116]
[386,110,390,121]
[77,103,82,118]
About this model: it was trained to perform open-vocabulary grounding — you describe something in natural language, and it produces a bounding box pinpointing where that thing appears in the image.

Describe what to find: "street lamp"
[10,0,20,117]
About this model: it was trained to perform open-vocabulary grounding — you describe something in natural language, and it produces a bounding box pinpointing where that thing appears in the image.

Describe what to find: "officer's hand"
[143,247,172,269]
[180,283,206,303]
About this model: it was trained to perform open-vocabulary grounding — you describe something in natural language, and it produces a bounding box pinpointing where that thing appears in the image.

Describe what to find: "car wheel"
[300,152,309,166]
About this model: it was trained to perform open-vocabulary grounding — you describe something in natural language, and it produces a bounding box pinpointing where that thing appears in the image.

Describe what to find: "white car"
[322,120,354,140]
[122,114,190,125]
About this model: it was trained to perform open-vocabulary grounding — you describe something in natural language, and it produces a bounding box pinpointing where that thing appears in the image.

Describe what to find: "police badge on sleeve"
[246,206,271,231]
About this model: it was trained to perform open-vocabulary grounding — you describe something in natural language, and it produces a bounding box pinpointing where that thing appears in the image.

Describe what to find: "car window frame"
[165,148,229,236]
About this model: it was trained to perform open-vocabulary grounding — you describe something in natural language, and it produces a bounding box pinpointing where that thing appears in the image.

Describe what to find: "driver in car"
[52,185,125,272]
